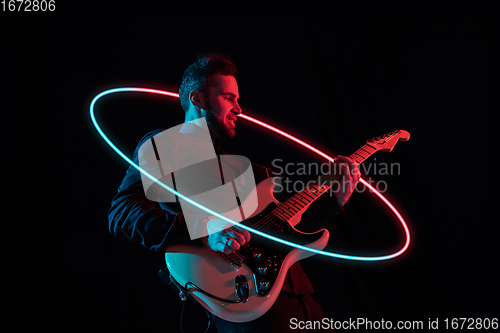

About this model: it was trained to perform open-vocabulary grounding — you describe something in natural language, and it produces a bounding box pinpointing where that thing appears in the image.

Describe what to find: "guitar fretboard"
[272,184,331,222]
[350,143,377,164]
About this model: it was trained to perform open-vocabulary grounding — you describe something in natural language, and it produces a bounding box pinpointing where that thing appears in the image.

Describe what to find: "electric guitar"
[164,130,410,322]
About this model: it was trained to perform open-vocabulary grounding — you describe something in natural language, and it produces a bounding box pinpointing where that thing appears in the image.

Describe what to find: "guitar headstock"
[367,130,410,152]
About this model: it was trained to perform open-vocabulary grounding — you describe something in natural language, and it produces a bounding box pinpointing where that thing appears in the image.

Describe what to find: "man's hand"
[332,155,361,208]
[203,218,251,254]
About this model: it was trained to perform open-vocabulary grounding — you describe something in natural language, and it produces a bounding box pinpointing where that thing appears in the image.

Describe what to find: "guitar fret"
[273,211,288,220]
[293,196,307,205]
[301,191,316,200]
[359,147,371,154]
[293,199,303,206]
[350,144,377,164]
[280,210,293,218]
[307,189,321,198]
[271,184,331,223]
[298,197,310,205]
[361,146,376,154]
[355,151,369,158]
[293,200,305,208]
[352,155,364,163]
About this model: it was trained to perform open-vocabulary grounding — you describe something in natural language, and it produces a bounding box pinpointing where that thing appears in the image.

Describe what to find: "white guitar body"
[165,177,329,323]
[164,129,410,323]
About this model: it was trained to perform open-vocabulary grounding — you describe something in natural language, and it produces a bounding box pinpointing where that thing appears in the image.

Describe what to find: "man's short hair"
[179,52,238,112]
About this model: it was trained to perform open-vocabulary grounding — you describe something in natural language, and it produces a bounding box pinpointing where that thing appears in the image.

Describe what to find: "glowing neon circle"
[90,87,410,261]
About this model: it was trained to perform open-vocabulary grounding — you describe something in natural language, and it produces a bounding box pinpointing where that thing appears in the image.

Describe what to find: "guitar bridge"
[220,251,245,269]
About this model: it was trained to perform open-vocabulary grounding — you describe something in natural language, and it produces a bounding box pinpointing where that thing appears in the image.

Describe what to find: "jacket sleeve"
[107,130,192,252]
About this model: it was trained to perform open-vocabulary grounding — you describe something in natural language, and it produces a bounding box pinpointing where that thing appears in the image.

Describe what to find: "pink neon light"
[238,113,410,258]
[238,114,336,163]
[95,87,410,260]
[126,87,180,98]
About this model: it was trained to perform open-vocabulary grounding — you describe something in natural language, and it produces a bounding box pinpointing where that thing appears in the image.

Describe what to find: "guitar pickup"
[220,251,244,269]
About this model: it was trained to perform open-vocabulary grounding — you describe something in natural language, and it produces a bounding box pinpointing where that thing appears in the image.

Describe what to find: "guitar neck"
[272,142,377,223]
[350,142,378,164]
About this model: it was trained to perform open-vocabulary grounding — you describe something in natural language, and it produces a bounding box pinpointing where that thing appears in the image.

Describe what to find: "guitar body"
[165,177,329,323]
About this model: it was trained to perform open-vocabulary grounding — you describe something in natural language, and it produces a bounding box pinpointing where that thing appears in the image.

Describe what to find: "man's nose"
[233,103,242,115]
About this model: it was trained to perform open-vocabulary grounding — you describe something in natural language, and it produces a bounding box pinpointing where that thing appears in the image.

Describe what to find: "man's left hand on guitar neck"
[331,155,361,208]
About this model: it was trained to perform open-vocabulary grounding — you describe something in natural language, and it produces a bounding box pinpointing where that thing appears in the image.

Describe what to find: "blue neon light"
[90,87,410,261]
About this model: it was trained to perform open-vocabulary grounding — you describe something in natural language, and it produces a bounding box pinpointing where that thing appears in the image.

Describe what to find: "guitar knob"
[259,279,269,290]
[252,251,262,261]
[258,265,267,275]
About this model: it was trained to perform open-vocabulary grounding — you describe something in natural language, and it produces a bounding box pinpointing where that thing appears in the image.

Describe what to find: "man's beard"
[202,108,236,139]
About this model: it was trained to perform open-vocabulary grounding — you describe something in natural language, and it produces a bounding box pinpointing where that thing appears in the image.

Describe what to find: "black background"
[11,14,492,332]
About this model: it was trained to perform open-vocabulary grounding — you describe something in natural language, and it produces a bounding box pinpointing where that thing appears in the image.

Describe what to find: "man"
[109,53,360,332]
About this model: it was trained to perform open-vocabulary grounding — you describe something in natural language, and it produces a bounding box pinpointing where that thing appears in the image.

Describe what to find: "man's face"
[202,74,241,139]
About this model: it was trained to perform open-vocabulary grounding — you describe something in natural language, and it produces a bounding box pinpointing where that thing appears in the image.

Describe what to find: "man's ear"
[190,90,206,110]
